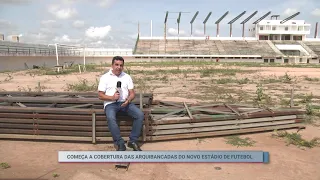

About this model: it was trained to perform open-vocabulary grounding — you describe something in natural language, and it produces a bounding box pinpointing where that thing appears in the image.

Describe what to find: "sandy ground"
[0,63,320,180]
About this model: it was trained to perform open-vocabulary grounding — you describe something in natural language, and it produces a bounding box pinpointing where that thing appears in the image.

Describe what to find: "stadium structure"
[1,11,320,71]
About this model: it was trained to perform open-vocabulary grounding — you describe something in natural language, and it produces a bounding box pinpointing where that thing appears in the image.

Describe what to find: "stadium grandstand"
[1,10,320,71]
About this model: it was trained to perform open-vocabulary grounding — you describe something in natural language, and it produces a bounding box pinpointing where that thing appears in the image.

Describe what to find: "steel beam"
[177,12,182,35]
[228,11,246,37]
[215,11,229,37]
[253,11,271,24]
[280,12,300,24]
[240,11,258,37]
[190,11,199,35]
[203,12,212,35]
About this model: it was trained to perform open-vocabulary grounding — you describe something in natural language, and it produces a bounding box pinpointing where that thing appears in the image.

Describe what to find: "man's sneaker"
[127,141,142,151]
[117,143,126,151]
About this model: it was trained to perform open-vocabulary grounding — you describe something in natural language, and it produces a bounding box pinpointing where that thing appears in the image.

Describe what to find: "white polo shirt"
[98,69,134,109]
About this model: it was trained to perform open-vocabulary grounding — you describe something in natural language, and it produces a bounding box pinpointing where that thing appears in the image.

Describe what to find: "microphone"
[116,81,121,92]
[116,81,121,102]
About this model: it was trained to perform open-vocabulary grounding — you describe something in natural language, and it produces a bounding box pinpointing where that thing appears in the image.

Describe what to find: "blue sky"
[0,0,319,48]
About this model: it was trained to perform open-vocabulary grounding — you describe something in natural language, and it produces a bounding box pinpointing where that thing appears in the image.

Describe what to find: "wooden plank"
[152,109,185,120]
[152,111,305,125]
[65,104,94,108]
[224,103,241,116]
[0,96,152,106]
[16,102,27,107]
[0,129,132,137]
[188,107,235,115]
[0,123,133,131]
[0,134,93,142]
[151,120,298,135]
[146,123,305,141]
[151,115,298,130]
[0,118,135,126]
[0,91,153,98]
[184,102,194,121]
[92,112,96,144]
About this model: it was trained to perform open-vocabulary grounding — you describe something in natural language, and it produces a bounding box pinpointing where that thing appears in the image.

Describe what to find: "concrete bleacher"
[135,39,283,57]
[302,41,320,57]
[0,41,80,56]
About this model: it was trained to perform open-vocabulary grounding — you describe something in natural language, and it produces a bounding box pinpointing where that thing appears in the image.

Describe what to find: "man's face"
[111,60,124,76]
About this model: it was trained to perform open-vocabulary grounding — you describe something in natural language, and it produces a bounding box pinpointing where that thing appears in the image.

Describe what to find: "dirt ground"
[0,62,320,180]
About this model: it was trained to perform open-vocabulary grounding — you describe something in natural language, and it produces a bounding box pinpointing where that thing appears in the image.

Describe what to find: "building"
[253,19,311,41]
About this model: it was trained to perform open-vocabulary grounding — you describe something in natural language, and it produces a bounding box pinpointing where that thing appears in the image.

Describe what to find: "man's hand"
[113,92,120,101]
[121,99,130,107]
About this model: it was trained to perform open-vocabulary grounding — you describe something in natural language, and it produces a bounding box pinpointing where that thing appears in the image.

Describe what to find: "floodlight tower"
[164,11,169,40]
[177,12,182,35]
[190,11,199,35]
[252,11,271,39]
[280,12,300,24]
[203,12,212,35]
[240,11,258,37]
[228,11,246,37]
[315,22,319,38]
[215,11,229,37]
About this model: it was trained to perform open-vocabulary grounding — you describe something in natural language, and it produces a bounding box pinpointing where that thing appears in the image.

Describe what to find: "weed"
[225,136,256,147]
[281,72,292,83]
[0,162,10,169]
[53,173,59,178]
[304,76,320,82]
[272,130,320,148]
[66,78,98,92]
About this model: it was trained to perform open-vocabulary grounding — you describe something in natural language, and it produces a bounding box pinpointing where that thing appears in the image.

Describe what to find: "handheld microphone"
[116,81,121,92]
[116,81,121,102]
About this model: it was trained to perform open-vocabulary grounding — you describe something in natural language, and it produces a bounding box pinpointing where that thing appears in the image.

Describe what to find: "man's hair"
[112,56,124,64]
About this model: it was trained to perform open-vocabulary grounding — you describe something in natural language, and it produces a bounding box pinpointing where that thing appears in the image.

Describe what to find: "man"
[98,56,144,151]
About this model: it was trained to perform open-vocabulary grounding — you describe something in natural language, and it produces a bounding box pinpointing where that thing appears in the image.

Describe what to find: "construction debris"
[0,91,306,143]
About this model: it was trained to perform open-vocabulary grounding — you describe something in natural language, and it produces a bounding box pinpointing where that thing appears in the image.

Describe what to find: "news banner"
[58,151,269,163]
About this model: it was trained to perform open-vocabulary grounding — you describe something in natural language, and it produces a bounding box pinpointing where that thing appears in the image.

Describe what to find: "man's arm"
[126,89,135,103]
[98,91,118,101]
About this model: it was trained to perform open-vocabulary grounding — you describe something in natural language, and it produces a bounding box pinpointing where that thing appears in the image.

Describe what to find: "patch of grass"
[53,173,59,178]
[216,78,250,84]
[0,162,10,169]
[280,72,293,83]
[27,64,103,76]
[272,130,320,148]
[254,84,272,105]
[225,136,256,147]
[261,78,282,84]
[66,78,98,92]
[304,76,320,82]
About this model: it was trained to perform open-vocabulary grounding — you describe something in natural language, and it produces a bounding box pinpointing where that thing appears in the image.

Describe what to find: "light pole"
[48,43,59,66]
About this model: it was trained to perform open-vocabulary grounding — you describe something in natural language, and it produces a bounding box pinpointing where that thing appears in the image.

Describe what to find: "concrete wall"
[0,56,137,72]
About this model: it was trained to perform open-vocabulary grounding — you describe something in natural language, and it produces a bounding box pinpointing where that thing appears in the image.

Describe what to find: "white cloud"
[62,0,78,4]
[0,0,34,5]
[283,8,298,15]
[168,28,186,36]
[128,33,138,39]
[97,0,116,7]
[194,29,204,36]
[0,19,15,29]
[48,5,77,19]
[311,8,320,16]
[85,25,111,39]
[53,35,82,43]
[73,20,85,28]
[41,20,61,28]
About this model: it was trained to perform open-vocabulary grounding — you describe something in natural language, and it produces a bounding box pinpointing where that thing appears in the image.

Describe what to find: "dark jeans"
[104,102,144,146]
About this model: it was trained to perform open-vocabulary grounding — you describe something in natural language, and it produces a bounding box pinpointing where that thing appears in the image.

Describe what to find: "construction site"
[0,9,320,180]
